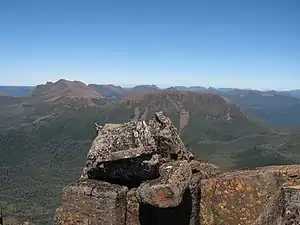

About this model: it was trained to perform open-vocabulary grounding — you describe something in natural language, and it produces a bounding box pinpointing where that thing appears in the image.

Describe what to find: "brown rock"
[137,160,192,208]
[54,179,128,225]
[252,188,284,225]
[253,185,300,225]
[188,173,203,225]
[200,165,300,225]
[189,160,220,176]
[126,189,141,225]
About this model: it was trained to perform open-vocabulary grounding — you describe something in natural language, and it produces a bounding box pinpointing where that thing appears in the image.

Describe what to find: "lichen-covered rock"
[252,188,283,225]
[82,111,196,185]
[148,111,194,161]
[253,185,300,225]
[83,121,160,183]
[54,179,128,225]
[126,188,141,225]
[137,160,192,208]
[200,165,300,225]
[188,173,203,225]
[88,121,156,161]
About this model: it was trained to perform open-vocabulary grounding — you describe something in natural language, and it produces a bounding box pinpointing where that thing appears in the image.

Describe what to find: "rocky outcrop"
[54,111,207,225]
[200,165,300,224]
[54,112,300,225]
[82,120,159,187]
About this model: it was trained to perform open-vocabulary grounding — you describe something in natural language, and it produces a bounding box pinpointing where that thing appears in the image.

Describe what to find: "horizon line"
[0,83,298,92]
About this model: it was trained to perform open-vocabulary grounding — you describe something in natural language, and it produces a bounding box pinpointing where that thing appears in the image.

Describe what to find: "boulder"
[83,121,160,184]
[82,111,196,186]
[54,179,128,225]
[137,160,192,208]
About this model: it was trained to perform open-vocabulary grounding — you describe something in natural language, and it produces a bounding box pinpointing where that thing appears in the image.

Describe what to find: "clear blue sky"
[1,0,299,90]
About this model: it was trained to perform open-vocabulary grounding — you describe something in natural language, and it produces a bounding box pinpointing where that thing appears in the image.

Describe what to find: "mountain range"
[3,82,300,129]
[2,83,300,99]
[1,79,300,224]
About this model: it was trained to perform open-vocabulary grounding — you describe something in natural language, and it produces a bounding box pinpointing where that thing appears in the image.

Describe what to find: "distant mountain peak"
[55,79,69,84]
[131,84,160,92]
[30,79,104,103]
[126,90,239,118]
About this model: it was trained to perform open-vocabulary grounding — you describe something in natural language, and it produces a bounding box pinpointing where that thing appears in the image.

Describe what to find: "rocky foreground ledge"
[54,112,300,225]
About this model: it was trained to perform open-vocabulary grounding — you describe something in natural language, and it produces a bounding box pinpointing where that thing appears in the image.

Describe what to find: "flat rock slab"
[54,179,128,225]
[137,160,192,208]
[86,120,156,163]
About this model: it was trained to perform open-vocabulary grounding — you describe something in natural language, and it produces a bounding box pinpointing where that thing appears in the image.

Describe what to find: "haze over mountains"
[2,79,300,224]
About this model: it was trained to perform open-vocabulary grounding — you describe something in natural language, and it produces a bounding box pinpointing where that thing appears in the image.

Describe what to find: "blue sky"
[1,0,299,90]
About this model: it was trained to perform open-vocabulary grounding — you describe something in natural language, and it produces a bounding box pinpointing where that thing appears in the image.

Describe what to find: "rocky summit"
[53,112,300,225]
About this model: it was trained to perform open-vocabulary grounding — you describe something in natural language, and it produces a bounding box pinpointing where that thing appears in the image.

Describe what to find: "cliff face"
[54,112,300,225]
